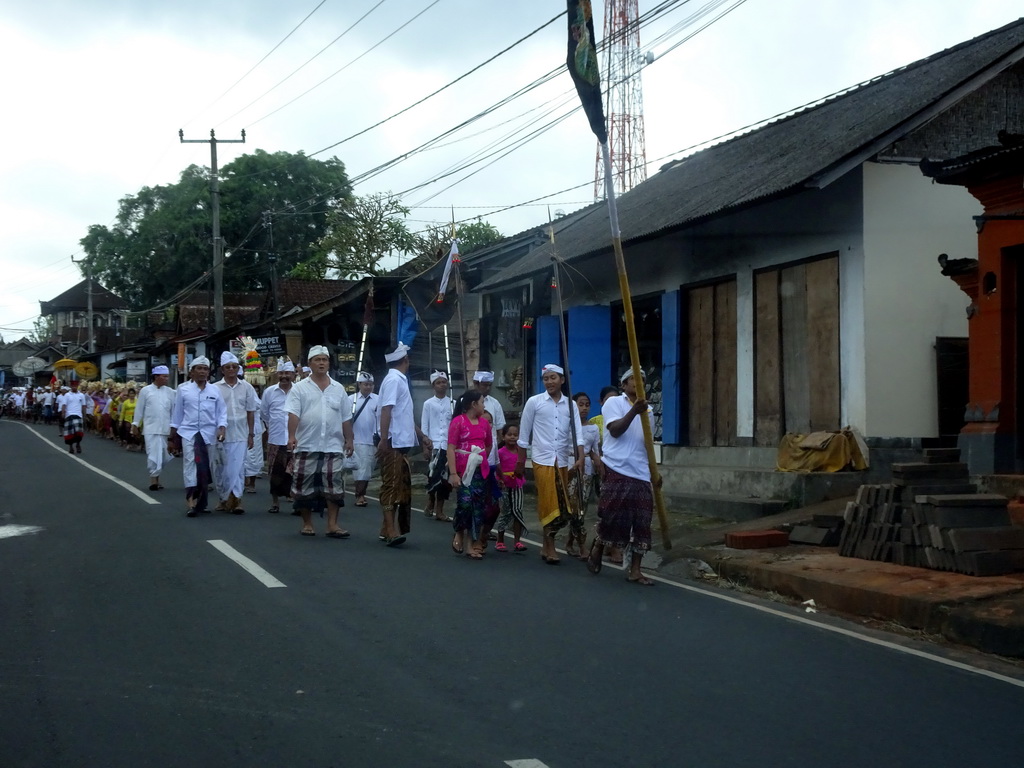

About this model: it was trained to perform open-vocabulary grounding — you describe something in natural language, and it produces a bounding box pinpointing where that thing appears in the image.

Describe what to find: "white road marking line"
[345,497,1024,689]
[515,535,1024,690]
[207,539,286,588]
[14,423,160,506]
[0,524,44,540]
[505,761,551,768]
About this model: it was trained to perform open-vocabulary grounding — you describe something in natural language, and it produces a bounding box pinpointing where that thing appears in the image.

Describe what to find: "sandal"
[451,535,464,554]
[495,542,508,552]
[267,506,280,514]
[434,514,452,522]
[513,542,527,553]
[586,542,603,575]
[627,575,655,586]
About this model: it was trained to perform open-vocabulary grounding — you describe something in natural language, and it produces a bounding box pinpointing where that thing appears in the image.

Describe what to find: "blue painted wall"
[535,315,563,393]
[661,290,681,444]
[568,305,612,416]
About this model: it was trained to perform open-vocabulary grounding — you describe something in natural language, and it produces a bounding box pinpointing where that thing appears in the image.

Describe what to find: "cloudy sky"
[1,0,1021,338]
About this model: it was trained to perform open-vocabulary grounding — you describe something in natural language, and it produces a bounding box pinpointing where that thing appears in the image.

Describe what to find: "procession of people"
[4,339,659,584]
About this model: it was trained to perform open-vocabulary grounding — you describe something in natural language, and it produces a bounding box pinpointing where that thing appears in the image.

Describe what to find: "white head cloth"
[307,345,330,361]
[301,366,312,374]
[384,342,410,363]
[472,371,494,383]
[541,364,564,376]
[190,356,211,369]
[620,367,646,383]
[429,370,448,384]
[152,365,170,375]
[356,371,374,383]
[220,351,239,366]
[278,361,296,373]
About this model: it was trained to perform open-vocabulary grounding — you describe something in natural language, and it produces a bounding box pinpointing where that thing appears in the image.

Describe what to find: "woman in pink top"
[447,391,493,559]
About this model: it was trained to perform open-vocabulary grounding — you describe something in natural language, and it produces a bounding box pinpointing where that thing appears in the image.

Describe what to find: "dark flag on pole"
[567,0,607,144]
[402,250,460,333]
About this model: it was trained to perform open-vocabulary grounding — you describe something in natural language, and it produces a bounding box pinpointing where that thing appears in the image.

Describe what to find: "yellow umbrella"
[75,362,99,380]
[53,358,79,370]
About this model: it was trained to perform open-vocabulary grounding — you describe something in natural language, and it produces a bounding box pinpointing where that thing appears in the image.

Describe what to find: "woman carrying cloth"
[447,390,493,560]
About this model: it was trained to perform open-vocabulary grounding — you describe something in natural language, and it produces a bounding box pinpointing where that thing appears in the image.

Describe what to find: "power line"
[216,0,387,127]
[248,0,444,128]
[187,0,329,130]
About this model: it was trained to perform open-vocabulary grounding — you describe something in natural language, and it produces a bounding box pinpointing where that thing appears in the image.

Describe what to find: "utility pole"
[263,210,280,321]
[70,254,94,353]
[179,128,246,332]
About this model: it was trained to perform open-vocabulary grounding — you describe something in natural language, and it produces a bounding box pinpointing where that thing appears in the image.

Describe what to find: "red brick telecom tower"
[596,0,648,198]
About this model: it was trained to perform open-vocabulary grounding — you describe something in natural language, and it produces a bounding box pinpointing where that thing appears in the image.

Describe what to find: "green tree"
[30,316,56,344]
[80,150,351,309]
[420,219,503,258]
[297,192,420,279]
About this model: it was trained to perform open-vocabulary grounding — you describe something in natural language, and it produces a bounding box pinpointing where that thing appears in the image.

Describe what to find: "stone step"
[661,464,863,507]
[918,493,1008,507]
[899,483,977,498]
[664,492,787,523]
[923,448,962,463]
[892,462,969,476]
[917,504,1011,528]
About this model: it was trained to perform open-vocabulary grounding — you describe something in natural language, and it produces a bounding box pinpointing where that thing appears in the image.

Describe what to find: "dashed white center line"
[0,524,44,540]
[505,761,551,768]
[207,539,287,588]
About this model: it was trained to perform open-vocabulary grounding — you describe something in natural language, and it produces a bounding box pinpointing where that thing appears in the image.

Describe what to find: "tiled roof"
[276,279,351,311]
[477,18,1024,289]
[39,280,128,313]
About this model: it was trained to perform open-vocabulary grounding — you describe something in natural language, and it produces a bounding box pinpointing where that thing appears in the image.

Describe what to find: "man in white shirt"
[286,346,354,538]
[377,342,424,546]
[131,364,177,491]
[260,360,296,514]
[61,380,90,454]
[586,368,659,586]
[212,351,259,514]
[40,388,56,426]
[516,363,584,564]
[420,369,453,522]
[348,371,380,508]
[55,388,68,435]
[168,357,228,517]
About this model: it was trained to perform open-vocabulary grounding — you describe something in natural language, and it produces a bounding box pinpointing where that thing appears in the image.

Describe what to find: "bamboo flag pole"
[566,0,670,549]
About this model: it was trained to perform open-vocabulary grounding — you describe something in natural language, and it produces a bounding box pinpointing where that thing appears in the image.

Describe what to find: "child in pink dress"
[494,424,528,552]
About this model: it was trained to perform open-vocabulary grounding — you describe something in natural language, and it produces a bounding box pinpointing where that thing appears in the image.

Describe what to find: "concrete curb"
[699,546,1024,658]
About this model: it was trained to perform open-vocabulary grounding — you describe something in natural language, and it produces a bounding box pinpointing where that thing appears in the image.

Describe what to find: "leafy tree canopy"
[420,219,503,259]
[79,150,351,309]
[295,192,420,280]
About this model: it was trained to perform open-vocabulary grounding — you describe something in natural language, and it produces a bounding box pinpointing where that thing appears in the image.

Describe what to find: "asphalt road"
[2,419,1023,768]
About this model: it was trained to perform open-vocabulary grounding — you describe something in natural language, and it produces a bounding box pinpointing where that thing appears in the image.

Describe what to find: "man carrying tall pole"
[566,0,670,551]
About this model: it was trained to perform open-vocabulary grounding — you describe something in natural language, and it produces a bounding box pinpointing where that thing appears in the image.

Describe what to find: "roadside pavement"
[649,498,1024,660]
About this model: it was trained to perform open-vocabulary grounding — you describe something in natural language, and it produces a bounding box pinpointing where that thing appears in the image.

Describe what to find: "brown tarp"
[777,430,868,473]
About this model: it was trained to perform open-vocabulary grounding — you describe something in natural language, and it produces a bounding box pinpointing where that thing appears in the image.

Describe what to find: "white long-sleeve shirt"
[132,383,177,435]
[517,391,583,468]
[214,378,259,443]
[420,395,452,450]
[170,381,227,444]
[260,383,293,446]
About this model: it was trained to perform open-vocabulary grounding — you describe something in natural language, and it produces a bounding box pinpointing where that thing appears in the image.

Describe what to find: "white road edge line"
[207,539,287,588]
[505,761,551,768]
[513,534,1024,691]
[15,422,160,506]
[0,524,45,539]
[335,494,1024,690]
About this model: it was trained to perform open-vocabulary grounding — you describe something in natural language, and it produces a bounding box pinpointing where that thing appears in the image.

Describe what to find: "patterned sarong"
[495,485,528,534]
[566,471,594,540]
[291,452,345,513]
[266,444,292,498]
[184,434,213,512]
[452,467,489,540]
[425,448,451,500]
[62,415,84,444]
[379,449,412,535]
[595,467,653,553]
